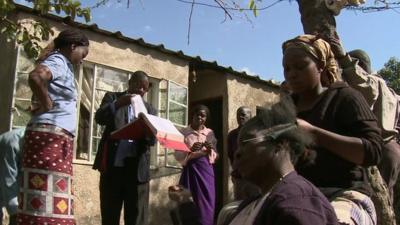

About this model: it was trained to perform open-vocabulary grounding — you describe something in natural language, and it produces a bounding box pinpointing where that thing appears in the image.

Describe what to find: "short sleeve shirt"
[30,52,77,135]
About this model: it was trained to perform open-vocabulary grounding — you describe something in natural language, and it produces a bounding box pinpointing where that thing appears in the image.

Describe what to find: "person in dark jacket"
[93,71,157,225]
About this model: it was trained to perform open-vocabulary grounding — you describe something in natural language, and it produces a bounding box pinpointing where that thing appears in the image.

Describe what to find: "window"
[155,80,188,169]
[11,48,188,171]
[75,63,130,162]
[11,49,35,129]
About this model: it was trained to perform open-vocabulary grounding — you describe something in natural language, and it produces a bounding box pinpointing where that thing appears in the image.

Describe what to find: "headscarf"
[282,34,341,86]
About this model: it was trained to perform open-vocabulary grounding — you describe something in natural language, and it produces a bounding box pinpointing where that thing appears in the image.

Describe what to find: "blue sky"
[24,0,400,82]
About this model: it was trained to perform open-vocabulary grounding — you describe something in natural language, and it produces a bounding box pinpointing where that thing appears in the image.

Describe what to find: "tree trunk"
[296,0,337,38]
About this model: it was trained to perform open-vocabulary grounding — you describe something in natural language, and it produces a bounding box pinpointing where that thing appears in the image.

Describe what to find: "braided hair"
[37,29,89,63]
[240,97,313,166]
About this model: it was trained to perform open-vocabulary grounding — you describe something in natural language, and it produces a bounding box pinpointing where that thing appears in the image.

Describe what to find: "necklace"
[263,170,292,196]
[246,171,292,215]
[230,171,293,225]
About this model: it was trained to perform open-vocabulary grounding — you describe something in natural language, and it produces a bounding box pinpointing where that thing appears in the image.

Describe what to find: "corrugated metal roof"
[14,4,279,88]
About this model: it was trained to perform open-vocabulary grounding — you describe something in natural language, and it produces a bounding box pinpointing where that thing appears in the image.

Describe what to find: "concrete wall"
[0,28,18,133]
[226,75,280,132]
[72,164,101,224]
[17,12,189,87]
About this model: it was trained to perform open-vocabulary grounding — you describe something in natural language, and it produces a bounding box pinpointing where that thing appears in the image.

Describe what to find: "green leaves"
[379,57,400,94]
[0,0,92,59]
[248,0,259,17]
[249,0,255,9]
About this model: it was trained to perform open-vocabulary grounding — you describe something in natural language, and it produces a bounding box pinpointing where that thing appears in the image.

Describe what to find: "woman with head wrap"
[282,34,383,225]
[17,29,89,225]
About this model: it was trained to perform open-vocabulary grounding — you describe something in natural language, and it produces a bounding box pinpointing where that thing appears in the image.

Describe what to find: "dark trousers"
[378,139,400,202]
[100,158,149,225]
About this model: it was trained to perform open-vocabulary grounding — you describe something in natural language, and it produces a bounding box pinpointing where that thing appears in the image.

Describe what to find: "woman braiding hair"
[283,34,382,225]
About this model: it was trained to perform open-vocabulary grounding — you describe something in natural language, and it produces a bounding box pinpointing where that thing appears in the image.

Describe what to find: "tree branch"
[214,0,233,20]
[187,0,196,45]
[176,0,285,11]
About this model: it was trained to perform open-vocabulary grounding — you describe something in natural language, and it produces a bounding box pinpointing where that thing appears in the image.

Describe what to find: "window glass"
[164,81,188,168]
[168,102,186,126]
[165,149,181,168]
[159,80,168,119]
[15,72,31,100]
[12,49,34,128]
[80,65,94,110]
[96,66,128,92]
[76,65,94,160]
[94,90,107,114]
[92,138,101,161]
[76,104,91,160]
[17,50,35,73]
[169,82,187,105]
[12,99,31,127]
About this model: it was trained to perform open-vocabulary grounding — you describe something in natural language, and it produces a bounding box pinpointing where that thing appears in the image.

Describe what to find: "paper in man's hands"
[131,95,148,118]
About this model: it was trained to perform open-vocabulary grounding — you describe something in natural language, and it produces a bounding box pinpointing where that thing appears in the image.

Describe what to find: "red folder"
[110,113,190,152]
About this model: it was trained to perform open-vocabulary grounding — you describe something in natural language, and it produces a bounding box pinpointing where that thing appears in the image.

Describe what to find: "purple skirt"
[179,156,215,225]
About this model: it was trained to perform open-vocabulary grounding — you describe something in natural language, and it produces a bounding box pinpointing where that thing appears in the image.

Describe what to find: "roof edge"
[13,4,279,88]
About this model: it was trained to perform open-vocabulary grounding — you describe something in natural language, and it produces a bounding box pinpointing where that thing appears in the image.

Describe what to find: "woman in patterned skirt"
[17,29,89,225]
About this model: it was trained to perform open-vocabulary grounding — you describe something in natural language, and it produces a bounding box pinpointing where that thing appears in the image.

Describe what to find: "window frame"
[164,80,188,169]
[10,48,33,130]
[73,62,131,164]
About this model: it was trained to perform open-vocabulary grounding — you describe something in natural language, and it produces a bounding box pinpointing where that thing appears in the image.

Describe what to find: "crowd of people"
[0,27,399,225]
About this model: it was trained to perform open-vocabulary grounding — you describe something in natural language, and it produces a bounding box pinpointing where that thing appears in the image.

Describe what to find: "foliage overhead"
[0,0,91,59]
[379,57,400,94]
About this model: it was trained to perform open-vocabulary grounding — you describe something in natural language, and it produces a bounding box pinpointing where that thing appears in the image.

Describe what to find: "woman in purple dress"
[175,105,218,225]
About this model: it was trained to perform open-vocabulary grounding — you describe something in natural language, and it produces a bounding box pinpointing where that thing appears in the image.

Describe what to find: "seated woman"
[282,34,383,225]
[174,104,218,225]
[223,99,338,225]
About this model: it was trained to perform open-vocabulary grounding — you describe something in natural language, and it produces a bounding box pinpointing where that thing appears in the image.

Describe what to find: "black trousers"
[100,158,149,225]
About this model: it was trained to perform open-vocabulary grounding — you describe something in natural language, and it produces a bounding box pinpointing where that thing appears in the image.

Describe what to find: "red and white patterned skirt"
[17,124,75,225]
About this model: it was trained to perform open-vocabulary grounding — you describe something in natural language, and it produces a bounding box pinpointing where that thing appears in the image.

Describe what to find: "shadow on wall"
[73,164,102,225]
[149,174,181,225]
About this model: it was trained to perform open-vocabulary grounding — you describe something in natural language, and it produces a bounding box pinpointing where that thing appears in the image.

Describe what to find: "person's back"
[253,172,338,225]
[322,38,397,225]
[341,49,399,142]
[337,49,400,225]
[0,127,25,225]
